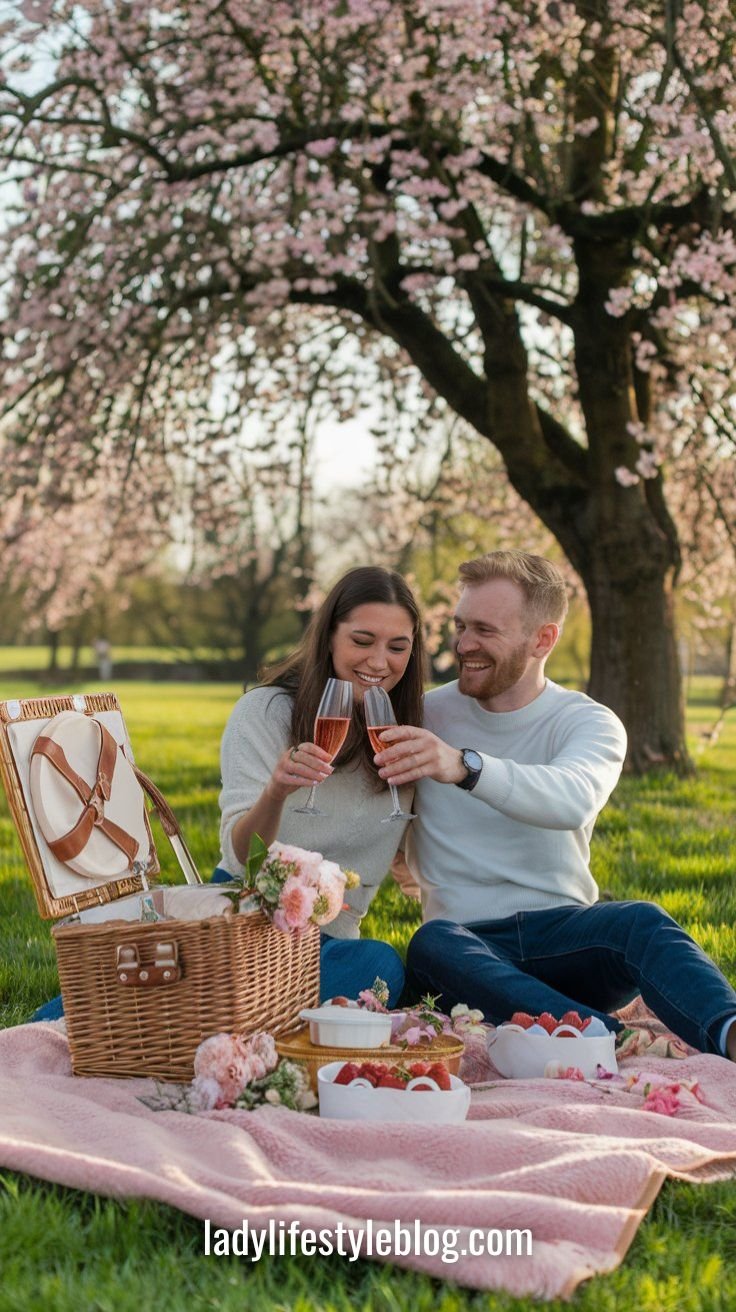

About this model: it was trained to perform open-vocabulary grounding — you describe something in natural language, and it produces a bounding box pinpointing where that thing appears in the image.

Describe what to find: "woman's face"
[329,602,414,703]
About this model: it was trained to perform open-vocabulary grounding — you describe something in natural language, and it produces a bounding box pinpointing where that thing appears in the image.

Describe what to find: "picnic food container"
[0,693,319,1080]
[299,1003,393,1048]
[276,1025,465,1091]
[487,1023,618,1079]
[317,1060,471,1123]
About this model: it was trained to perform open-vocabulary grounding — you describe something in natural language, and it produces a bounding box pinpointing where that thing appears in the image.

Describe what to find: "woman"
[213,565,426,1004]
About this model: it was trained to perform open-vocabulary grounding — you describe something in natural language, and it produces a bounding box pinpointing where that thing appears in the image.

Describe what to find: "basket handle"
[116,940,182,987]
[131,764,202,886]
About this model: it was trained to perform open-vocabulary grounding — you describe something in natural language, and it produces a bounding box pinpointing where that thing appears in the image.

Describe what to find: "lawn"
[0,679,735,1311]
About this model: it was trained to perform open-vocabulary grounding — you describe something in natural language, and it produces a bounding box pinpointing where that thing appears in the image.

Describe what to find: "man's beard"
[457,642,530,701]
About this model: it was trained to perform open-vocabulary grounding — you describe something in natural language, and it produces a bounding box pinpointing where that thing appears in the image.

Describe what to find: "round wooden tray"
[276,1024,465,1091]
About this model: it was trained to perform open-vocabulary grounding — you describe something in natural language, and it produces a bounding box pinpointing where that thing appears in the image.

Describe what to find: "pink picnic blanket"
[1,1016,736,1301]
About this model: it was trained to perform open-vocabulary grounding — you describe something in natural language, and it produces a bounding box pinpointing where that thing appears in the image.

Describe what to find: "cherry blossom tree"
[0,447,172,667]
[2,0,736,768]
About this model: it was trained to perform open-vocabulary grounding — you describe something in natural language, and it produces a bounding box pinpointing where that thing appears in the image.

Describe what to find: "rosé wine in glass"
[314,715,351,759]
[363,686,415,823]
[293,678,353,817]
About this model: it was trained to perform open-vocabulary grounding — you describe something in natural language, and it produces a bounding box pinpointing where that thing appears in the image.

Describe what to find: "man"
[375,550,736,1059]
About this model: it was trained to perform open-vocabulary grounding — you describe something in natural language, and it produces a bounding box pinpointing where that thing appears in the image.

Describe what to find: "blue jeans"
[405,901,736,1054]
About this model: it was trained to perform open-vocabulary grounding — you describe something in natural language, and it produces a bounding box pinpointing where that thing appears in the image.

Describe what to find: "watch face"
[463,750,483,773]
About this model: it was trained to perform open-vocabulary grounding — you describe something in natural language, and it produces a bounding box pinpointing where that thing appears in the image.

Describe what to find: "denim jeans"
[405,901,736,1054]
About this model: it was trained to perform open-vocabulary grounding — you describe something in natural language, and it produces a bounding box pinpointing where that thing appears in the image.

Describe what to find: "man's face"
[453,579,539,703]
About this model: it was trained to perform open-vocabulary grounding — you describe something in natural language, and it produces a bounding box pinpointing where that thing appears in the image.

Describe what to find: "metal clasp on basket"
[116,941,181,987]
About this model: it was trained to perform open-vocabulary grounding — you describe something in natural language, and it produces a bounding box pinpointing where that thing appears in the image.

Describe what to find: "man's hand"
[373,726,466,786]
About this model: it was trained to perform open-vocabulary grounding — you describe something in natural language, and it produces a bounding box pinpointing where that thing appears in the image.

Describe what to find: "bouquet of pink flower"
[139,1029,316,1114]
[224,834,360,934]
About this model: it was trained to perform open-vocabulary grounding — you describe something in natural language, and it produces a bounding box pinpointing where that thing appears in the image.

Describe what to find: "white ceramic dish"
[317,1061,471,1123]
[299,1005,393,1048]
[487,1023,617,1079]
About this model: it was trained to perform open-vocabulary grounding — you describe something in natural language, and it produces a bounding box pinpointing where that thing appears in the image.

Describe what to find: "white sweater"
[218,687,413,939]
[405,679,627,925]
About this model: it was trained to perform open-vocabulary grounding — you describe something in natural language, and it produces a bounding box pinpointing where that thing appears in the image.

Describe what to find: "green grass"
[1,679,735,1310]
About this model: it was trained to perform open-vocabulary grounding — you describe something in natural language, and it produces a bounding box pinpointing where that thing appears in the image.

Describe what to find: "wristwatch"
[455,748,483,792]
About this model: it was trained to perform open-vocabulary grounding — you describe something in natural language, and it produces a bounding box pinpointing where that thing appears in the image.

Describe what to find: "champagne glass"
[292,678,353,816]
[363,685,415,823]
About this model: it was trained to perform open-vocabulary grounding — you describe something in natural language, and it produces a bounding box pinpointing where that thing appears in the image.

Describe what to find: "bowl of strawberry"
[317,1059,471,1122]
[487,1010,618,1079]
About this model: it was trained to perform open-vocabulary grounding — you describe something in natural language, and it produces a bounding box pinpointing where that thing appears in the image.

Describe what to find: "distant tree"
[3,1,736,766]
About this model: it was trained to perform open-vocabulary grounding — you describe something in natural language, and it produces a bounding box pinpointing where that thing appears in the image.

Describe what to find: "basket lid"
[29,710,150,881]
[0,694,158,919]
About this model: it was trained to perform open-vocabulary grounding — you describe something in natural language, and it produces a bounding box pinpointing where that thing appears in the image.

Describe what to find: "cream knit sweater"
[218,687,413,939]
[405,679,627,925]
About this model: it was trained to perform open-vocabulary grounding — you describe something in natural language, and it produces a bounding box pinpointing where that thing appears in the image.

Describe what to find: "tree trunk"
[721,615,736,708]
[46,629,60,674]
[582,550,689,772]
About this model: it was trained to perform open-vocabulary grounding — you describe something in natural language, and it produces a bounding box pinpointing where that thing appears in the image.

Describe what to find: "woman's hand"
[266,742,334,801]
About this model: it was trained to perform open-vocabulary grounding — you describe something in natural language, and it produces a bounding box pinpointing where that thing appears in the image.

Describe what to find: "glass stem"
[388,782,402,816]
[304,782,318,810]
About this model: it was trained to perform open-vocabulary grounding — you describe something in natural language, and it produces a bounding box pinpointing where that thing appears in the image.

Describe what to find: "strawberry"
[537,1012,559,1034]
[580,1017,593,1031]
[333,1062,361,1085]
[331,996,350,1007]
[554,1026,579,1038]
[408,1060,432,1078]
[409,1079,436,1092]
[377,1074,407,1089]
[509,1011,535,1029]
[428,1062,452,1090]
[357,1061,388,1084]
[560,1010,583,1030]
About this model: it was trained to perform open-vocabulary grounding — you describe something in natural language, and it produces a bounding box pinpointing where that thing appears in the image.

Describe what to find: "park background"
[1,1,736,1309]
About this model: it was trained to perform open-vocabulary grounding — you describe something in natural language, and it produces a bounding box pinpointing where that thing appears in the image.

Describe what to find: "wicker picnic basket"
[0,693,319,1080]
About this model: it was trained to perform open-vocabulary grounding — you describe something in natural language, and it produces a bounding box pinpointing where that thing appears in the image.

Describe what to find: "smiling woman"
[212,567,427,1004]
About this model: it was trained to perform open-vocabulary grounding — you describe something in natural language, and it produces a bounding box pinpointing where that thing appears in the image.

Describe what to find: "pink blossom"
[642,1087,681,1116]
[189,1075,223,1111]
[269,843,323,883]
[272,909,290,934]
[247,1031,278,1071]
[193,1033,252,1104]
[310,862,346,925]
[615,466,641,487]
[279,875,318,930]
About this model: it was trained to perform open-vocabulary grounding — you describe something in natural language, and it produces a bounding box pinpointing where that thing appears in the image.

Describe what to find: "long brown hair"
[261,566,425,776]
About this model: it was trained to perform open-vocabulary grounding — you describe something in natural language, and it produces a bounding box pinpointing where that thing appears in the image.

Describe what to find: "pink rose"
[268,842,323,884]
[311,864,346,925]
[279,875,318,930]
[643,1088,681,1116]
[190,1075,222,1111]
[248,1031,278,1070]
[193,1033,252,1103]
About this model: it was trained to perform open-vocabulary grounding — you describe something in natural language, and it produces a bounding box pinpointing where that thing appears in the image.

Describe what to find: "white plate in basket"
[317,1060,471,1123]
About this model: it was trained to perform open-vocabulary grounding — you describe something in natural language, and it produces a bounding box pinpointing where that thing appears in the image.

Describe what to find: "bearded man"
[374,550,736,1060]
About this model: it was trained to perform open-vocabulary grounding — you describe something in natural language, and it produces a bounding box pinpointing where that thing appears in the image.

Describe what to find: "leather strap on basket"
[131,766,179,838]
[130,764,202,885]
[31,725,139,866]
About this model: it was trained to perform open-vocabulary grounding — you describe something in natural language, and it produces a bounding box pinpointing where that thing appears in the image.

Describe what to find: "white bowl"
[487,1024,617,1079]
[317,1061,471,1123]
[299,1005,393,1048]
